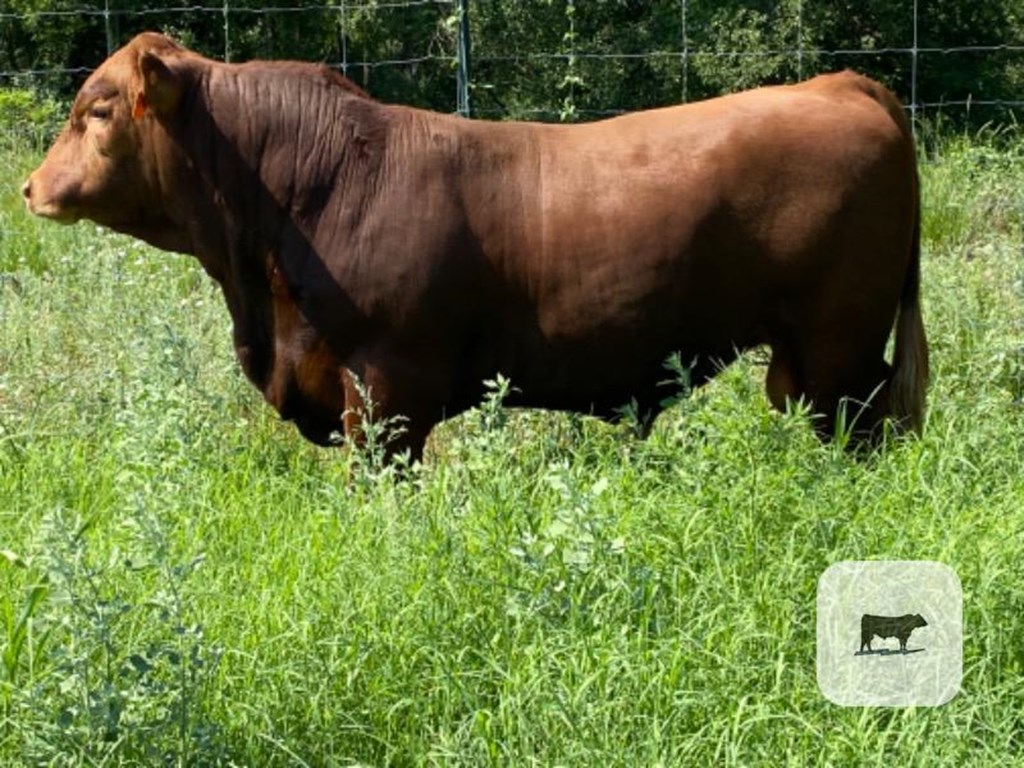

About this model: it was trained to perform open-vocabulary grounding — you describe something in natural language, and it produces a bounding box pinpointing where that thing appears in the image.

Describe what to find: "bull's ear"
[134,50,182,120]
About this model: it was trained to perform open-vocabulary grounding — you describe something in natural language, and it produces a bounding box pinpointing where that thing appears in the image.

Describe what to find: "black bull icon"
[860,613,928,653]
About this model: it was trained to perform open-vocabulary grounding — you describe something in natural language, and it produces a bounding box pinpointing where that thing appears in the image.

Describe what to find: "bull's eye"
[88,104,112,121]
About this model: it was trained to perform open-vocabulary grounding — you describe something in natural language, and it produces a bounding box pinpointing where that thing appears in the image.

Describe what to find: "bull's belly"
[465,327,757,419]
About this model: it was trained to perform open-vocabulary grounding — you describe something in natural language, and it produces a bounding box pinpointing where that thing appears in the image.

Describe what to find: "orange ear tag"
[132,94,148,120]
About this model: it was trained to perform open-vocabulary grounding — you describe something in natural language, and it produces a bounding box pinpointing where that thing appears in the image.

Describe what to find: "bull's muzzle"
[20,172,76,223]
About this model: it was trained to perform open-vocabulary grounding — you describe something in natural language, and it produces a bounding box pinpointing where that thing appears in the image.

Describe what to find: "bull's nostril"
[20,179,31,201]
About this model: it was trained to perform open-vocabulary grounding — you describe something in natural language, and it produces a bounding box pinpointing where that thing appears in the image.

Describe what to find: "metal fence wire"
[1,0,1023,125]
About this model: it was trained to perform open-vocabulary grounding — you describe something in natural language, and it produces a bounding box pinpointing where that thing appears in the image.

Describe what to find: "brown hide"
[24,33,928,460]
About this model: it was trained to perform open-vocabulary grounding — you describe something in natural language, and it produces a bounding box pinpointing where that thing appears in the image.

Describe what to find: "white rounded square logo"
[816,560,962,707]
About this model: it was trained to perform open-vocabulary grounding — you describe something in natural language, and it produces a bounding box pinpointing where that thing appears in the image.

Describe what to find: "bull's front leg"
[340,365,436,464]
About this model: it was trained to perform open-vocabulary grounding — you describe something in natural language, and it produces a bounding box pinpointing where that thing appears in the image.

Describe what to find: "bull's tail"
[860,76,928,435]
[890,200,929,434]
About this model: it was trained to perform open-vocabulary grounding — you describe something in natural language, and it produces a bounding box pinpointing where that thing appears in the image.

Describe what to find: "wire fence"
[2,0,1023,129]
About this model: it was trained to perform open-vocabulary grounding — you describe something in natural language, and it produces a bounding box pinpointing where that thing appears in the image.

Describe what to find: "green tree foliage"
[805,0,1024,109]
[1,0,1021,126]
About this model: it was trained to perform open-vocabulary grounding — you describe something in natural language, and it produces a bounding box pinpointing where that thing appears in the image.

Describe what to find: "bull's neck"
[190,63,384,254]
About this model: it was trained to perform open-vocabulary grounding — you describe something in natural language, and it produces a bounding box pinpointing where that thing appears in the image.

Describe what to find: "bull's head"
[21,33,195,254]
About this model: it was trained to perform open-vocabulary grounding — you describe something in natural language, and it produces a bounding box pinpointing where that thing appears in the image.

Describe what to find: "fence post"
[339,0,349,76]
[681,0,688,103]
[796,0,803,81]
[456,0,472,117]
[104,0,115,55]
[223,0,231,63]
[910,0,918,137]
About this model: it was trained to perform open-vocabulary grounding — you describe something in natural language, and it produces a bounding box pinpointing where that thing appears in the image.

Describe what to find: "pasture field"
[0,131,1022,766]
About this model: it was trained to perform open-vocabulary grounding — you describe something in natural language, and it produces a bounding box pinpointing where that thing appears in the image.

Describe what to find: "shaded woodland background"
[2,0,1022,125]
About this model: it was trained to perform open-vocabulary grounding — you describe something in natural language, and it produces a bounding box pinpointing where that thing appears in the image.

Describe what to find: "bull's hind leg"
[794,334,894,442]
[765,326,893,443]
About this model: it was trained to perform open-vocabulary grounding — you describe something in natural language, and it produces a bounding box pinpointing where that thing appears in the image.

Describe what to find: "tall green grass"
[1,130,1022,766]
